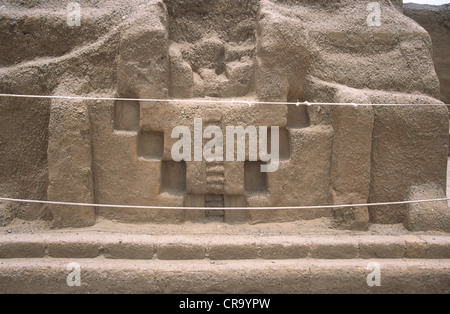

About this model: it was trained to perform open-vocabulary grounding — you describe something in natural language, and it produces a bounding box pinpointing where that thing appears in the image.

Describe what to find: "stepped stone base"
[1,259,449,294]
[0,219,449,293]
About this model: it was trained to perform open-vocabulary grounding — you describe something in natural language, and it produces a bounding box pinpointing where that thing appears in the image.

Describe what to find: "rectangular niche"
[267,127,290,161]
[138,131,164,160]
[114,99,140,131]
[160,161,187,195]
[287,104,310,129]
[244,161,268,194]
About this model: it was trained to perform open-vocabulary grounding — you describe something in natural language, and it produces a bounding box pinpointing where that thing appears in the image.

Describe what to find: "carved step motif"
[204,113,225,217]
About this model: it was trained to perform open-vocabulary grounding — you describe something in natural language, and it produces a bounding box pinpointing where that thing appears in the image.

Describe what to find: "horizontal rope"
[0,93,444,107]
[0,197,448,211]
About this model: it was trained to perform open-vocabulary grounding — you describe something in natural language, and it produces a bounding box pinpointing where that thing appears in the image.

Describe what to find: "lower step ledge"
[0,258,449,293]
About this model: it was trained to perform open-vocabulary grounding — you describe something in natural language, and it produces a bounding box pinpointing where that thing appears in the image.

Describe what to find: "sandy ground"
[0,210,446,238]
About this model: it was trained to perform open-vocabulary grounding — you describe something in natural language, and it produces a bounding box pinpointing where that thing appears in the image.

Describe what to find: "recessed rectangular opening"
[138,131,164,160]
[287,104,310,129]
[205,194,225,218]
[114,99,140,131]
[244,161,268,194]
[160,161,186,195]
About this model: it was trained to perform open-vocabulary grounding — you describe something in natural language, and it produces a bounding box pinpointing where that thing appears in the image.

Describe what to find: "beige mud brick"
[47,96,95,228]
[331,94,373,231]
[375,260,450,294]
[401,235,427,258]
[208,242,258,260]
[259,240,309,260]
[370,105,448,224]
[309,237,358,259]
[420,235,450,259]
[358,236,405,259]
[48,241,100,259]
[309,260,369,294]
[0,241,46,258]
[103,241,156,260]
[157,242,206,260]
[1,259,449,294]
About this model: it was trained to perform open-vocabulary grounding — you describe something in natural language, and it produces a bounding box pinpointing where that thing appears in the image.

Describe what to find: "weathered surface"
[404,3,450,104]
[2,258,449,294]
[117,1,169,100]
[1,229,450,293]
[369,98,448,224]
[404,183,450,233]
[330,88,373,230]
[0,0,120,227]
[2,232,450,260]
[46,81,95,228]
[0,0,448,231]
[256,0,310,102]
[0,218,449,293]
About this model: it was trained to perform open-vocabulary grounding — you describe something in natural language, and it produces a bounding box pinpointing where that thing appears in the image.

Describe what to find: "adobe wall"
[0,0,448,231]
